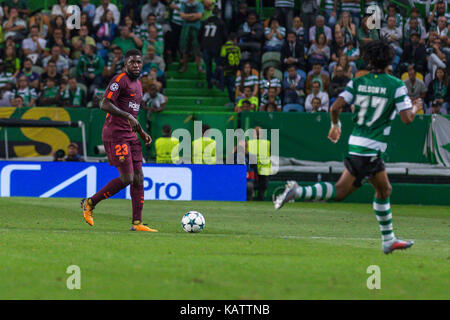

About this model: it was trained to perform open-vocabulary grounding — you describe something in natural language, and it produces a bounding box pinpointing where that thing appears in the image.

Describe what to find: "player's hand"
[328,127,341,144]
[127,114,140,132]
[412,98,423,114]
[140,131,152,145]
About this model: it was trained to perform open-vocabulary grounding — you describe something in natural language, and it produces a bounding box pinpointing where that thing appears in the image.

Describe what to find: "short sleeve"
[394,85,413,112]
[339,80,355,105]
[104,73,125,102]
[197,3,204,14]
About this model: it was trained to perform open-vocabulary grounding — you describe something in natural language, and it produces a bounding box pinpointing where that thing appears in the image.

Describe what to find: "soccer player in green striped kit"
[274,40,423,254]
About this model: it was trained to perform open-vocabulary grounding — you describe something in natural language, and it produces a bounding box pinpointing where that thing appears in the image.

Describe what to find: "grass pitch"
[0,197,448,300]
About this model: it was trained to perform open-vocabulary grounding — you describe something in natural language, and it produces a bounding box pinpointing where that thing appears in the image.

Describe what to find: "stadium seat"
[401,72,424,81]
[283,104,305,112]
[261,52,281,70]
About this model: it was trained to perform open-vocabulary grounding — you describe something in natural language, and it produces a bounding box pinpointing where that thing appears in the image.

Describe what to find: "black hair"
[387,4,397,11]
[125,49,142,59]
[361,40,394,71]
[162,124,171,134]
[228,32,237,41]
[268,16,279,26]
[286,31,297,37]
[247,10,258,18]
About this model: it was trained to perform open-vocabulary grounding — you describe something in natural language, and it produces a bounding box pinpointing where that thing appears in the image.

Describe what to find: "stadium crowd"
[0,0,448,114]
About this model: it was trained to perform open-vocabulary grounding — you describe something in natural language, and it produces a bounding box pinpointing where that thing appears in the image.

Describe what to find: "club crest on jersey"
[110,83,119,91]
[129,101,140,111]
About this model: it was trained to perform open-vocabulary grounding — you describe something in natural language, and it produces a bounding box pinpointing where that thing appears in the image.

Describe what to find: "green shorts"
[179,25,200,55]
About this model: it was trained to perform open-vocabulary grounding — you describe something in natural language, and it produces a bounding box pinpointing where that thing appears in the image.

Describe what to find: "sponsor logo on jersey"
[128,101,140,112]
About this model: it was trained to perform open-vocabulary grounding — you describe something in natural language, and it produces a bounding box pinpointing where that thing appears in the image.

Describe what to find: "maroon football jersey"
[102,72,142,142]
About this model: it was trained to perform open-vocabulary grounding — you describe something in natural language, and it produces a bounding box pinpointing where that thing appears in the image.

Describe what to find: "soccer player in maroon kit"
[81,49,157,232]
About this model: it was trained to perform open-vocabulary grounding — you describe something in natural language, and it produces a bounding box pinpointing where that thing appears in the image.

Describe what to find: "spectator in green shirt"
[76,44,105,95]
[178,0,204,73]
[200,0,216,21]
[4,45,20,77]
[357,15,380,47]
[37,78,62,106]
[62,77,87,108]
[111,25,143,54]
[142,25,164,56]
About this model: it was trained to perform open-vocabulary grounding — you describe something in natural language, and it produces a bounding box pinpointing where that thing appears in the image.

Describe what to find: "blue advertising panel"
[0,161,246,201]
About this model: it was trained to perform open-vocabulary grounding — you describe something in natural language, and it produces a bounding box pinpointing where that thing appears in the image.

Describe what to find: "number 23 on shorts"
[115,144,129,156]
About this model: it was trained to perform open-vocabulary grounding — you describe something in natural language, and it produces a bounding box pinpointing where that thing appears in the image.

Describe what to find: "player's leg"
[129,141,158,232]
[81,142,134,226]
[369,170,414,254]
[274,169,358,210]
[129,163,158,232]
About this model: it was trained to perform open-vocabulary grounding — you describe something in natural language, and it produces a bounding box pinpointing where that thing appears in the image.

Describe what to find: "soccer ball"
[181,211,205,233]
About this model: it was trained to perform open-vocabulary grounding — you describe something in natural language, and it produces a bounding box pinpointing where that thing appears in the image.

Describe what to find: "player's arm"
[328,79,354,143]
[394,85,423,125]
[100,97,140,132]
[327,97,346,143]
[399,98,422,124]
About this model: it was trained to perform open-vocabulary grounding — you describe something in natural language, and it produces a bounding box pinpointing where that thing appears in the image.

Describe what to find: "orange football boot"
[81,198,95,226]
[130,222,158,232]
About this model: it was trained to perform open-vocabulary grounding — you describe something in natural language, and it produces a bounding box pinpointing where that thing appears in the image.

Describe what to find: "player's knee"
[133,174,144,186]
[381,184,392,198]
[120,174,134,186]
[334,183,349,202]
[376,185,392,200]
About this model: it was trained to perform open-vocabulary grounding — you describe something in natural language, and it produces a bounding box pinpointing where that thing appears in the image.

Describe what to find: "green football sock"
[294,182,336,201]
[373,197,395,243]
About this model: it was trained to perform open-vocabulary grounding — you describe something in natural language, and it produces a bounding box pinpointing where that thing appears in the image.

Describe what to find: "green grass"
[0,197,448,300]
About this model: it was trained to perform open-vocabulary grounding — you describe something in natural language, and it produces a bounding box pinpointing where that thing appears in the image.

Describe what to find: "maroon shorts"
[104,140,142,174]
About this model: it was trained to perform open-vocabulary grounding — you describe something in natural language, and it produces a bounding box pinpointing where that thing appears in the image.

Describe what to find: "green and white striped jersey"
[322,0,336,12]
[275,0,295,8]
[341,0,361,13]
[339,73,412,157]
[171,0,188,26]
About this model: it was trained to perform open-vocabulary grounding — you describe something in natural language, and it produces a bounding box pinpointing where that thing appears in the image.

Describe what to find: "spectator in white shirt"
[2,8,26,41]
[93,0,120,26]
[309,15,332,45]
[141,0,167,26]
[264,17,286,52]
[52,0,71,19]
[305,80,329,112]
[381,16,403,55]
[22,25,47,64]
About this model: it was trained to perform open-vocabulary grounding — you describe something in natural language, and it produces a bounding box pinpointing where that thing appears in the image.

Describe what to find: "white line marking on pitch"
[0,227,446,242]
